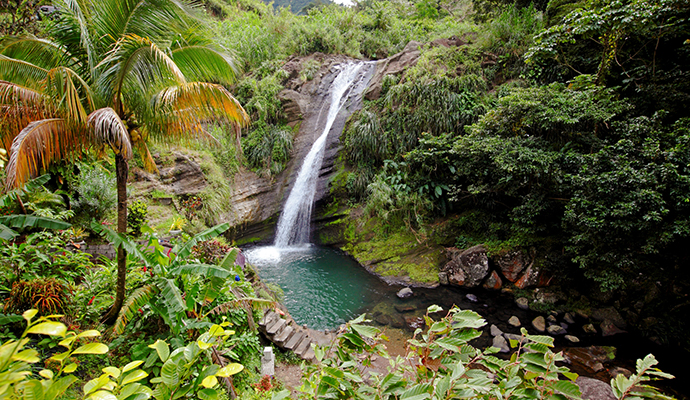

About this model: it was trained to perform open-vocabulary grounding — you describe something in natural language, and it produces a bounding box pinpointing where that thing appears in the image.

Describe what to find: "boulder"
[576,377,616,400]
[394,305,416,313]
[483,270,503,290]
[600,320,627,337]
[516,297,530,310]
[515,264,550,289]
[532,316,546,332]
[397,287,413,299]
[563,346,615,373]
[592,307,627,329]
[404,316,425,331]
[563,312,576,324]
[490,324,503,337]
[438,272,449,285]
[565,335,580,343]
[547,325,567,335]
[492,335,510,353]
[466,294,478,302]
[583,324,597,334]
[508,316,521,327]
[443,245,490,288]
[494,250,530,282]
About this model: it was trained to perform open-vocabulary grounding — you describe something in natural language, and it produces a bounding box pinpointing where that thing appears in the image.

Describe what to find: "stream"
[244,244,687,399]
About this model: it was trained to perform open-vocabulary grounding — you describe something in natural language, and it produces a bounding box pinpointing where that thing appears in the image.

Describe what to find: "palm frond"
[0,81,52,150]
[113,284,160,334]
[170,46,239,85]
[148,82,249,141]
[47,67,95,124]
[0,37,68,70]
[87,107,132,158]
[97,34,185,111]
[131,134,158,172]
[0,214,71,241]
[53,0,96,75]
[169,263,233,279]
[5,118,83,188]
[0,56,49,90]
[90,220,152,266]
[171,223,230,264]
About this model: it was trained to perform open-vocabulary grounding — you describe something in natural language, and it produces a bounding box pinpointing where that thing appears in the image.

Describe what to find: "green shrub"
[127,199,148,236]
[71,164,117,224]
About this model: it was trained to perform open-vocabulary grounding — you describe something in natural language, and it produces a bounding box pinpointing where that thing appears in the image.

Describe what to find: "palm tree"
[0,0,249,322]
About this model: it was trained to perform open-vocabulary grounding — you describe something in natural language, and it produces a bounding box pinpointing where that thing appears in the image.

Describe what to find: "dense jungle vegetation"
[0,0,688,398]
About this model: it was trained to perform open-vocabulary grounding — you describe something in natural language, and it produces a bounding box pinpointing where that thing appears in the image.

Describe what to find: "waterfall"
[274,62,371,247]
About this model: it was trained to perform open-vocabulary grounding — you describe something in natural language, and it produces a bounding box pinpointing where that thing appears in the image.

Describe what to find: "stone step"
[259,311,278,327]
[266,318,287,336]
[284,330,306,351]
[274,325,294,345]
[294,335,312,357]
[302,346,315,361]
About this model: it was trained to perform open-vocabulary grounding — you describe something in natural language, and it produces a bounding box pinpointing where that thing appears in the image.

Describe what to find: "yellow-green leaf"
[50,351,70,361]
[216,363,244,377]
[77,330,101,338]
[59,337,76,348]
[22,309,37,322]
[197,341,212,350]
[122,360,144,373]
[121,370,148,385]
[39,369,54,379]
[27,321,67,337]
[102,367,120,378]
[12,349,39,363]
[63,363,78,374]
[73,343,108,355]
[201,375,218,388]
[86,390,117,400]
[84,375,110,395]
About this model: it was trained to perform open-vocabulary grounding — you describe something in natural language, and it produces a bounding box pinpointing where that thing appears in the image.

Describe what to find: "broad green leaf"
[63,363,78,373]
[216,363,244,377]
[149,339,170,362]
[22,309,38,321]
[201,375,218,388]
[84,375,110,396]
[45,375,78,399]
[73,343,108,354]
[427,305,443,314]
[12,349,39,363]
[102,367,120,378]
[161,359,180,386]
[39,369,54,379]
[351,323,379,338]
[77,330,101,338]
[552,380,581,398]
[27,321,67,337]
[271,389,291,400]
[197,340,212,350]
[122,370,148,385]
[122,360,144,373]
[86,390,117,400]
[198,388,219,400]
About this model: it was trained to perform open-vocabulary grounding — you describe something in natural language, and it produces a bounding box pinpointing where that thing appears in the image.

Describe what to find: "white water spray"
[274,62,368,247]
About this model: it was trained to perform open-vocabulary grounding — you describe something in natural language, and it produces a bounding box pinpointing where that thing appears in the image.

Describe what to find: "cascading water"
[274,62,368,247]
[245,61,377,329]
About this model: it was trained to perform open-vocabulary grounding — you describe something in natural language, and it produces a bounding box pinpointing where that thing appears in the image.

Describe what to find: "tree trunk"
[102,153,129,324]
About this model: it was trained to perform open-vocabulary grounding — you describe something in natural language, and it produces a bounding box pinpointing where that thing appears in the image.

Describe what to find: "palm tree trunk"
[102,152,129,324]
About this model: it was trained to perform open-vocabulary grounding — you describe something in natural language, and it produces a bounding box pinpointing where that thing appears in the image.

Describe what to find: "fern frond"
[113,284,159,334]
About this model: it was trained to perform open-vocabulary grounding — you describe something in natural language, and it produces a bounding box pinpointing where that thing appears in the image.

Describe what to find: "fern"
[113,284,160,334]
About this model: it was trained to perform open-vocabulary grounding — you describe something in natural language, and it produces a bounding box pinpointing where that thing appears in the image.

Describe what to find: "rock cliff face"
[230,44,424,241]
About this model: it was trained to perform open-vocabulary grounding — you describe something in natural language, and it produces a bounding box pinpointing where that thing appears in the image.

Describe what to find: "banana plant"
[0,174,71,241]
[91,222,265,335]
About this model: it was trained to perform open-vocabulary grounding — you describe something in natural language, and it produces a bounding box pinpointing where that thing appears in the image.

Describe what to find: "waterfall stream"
[274,62,371,247]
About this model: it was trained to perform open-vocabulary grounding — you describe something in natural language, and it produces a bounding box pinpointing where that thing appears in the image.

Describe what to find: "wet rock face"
[364,41,422,101]
[442,245,490,288]
[494,250,530,283]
